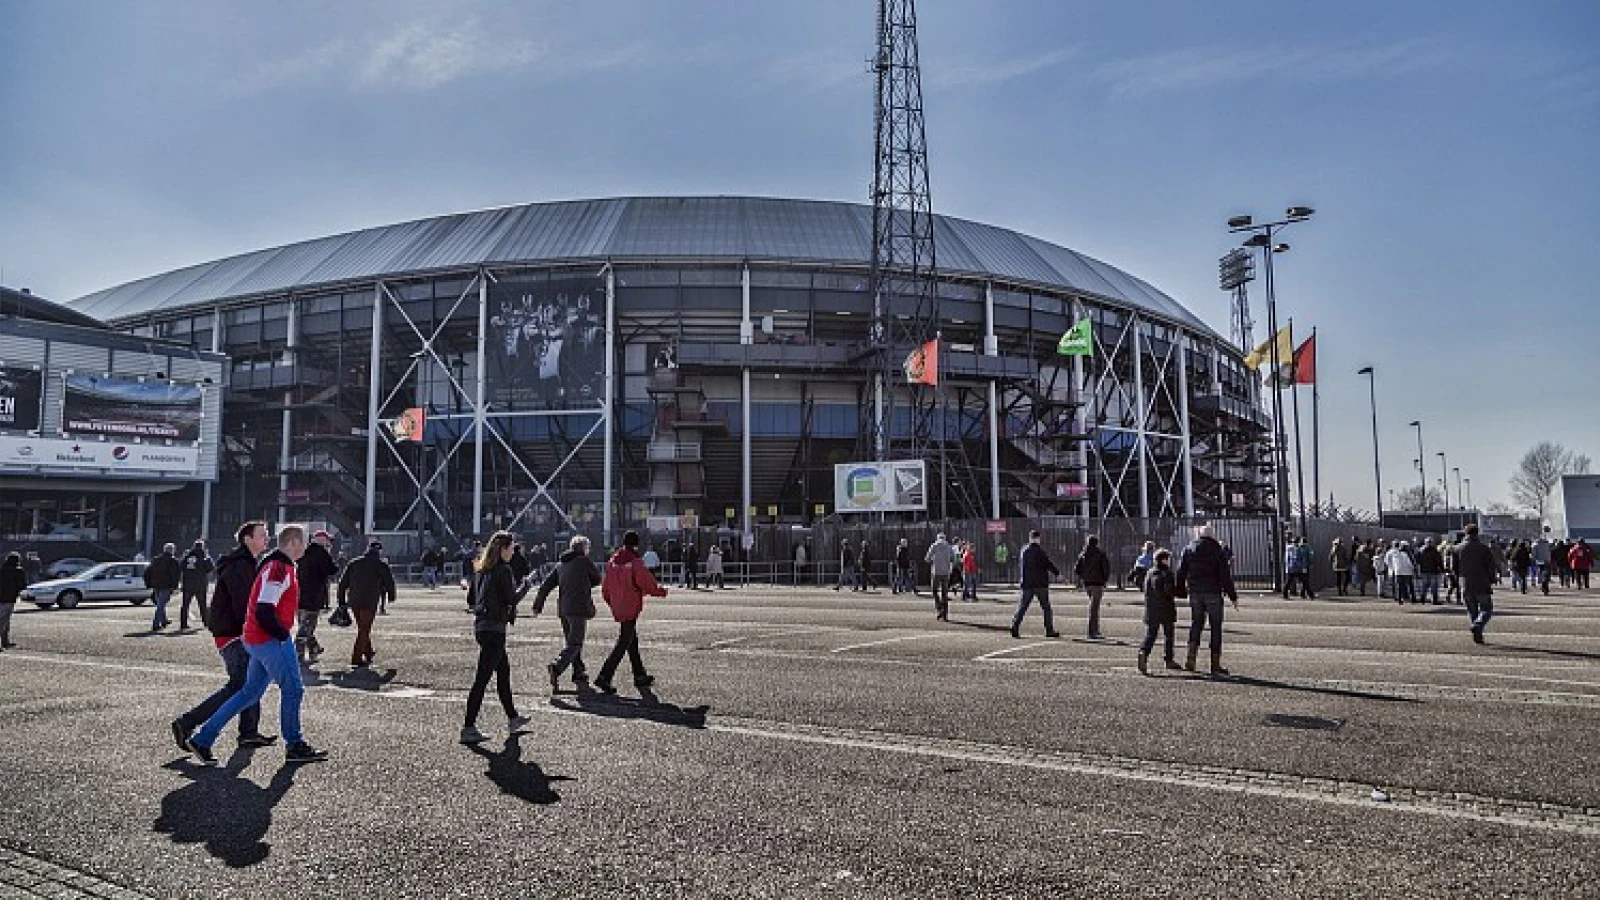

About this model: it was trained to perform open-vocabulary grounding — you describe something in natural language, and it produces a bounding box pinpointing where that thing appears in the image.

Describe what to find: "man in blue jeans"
[1176,525,1240,676]
[171,522,276,751]
[1011,530,1061,639]
[185,524,328,765]
[143,543,182,631]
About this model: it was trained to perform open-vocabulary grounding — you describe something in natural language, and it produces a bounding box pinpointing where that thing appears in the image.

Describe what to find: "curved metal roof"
[67,196,1220,337]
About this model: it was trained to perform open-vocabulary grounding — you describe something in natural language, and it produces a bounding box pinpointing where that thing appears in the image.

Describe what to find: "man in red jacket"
[595,530,668,694]
[1572,539,1594,591]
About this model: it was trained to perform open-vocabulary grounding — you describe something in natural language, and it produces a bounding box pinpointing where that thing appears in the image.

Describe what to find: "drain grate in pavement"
[1263,713,1345,731]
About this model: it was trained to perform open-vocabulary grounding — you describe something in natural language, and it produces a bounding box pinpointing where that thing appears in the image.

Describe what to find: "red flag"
[904,339,939,386]
[1292,335,1316,385]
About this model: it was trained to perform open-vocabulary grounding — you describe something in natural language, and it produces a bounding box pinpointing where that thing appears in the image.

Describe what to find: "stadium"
[67,196,1273,552]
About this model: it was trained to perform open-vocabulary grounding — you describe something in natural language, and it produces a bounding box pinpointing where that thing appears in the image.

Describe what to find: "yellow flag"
[1243,325,1293,371]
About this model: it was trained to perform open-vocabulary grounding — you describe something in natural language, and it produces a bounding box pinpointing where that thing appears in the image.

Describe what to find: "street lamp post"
[1436,451,1450,528]
[1453,467,1463,530]
[1409,420,1426,513]
[1230,206,1314,585]
[1358,366,1382,525]
[1464,478,1473,514]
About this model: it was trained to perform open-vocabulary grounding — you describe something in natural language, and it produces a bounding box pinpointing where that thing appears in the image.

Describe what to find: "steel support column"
[277,298,297,526]
[1177,338,1194,517]
[1072,299,1089,519]
[603,266,616,545]
[472,272,488,536]
[1133,316,1150,520]
[740,264,752,549]
[201,306,220,541]
[363,284,383,536]
[984,283,1000,518]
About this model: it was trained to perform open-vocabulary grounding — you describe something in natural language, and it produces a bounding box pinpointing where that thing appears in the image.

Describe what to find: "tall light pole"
[1453,467,1463,529]
[1409,420,1426,513]
[1464,477,1473,513]
[1436,450,1450,524]
[1357,366,1382,524]
[1230,205,1313,582]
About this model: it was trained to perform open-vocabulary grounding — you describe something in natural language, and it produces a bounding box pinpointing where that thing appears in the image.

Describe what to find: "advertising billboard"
[0,435,199,475]
[62,375,203,441]
[485,276,606,411]
[833,460,927,514]
[0,366,43,431]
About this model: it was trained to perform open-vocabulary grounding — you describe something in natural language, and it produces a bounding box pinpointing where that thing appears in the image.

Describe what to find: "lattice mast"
[868,0,939,464]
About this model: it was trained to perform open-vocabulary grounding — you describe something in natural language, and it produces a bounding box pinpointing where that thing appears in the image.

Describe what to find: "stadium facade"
[68,196,1273,551]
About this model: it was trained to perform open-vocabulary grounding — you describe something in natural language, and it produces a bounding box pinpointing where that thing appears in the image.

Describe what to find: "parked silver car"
[24,562,152,610]
[44,557,100,579]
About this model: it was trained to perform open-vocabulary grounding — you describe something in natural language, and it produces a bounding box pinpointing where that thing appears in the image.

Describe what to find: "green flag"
[1057,319,1092,356]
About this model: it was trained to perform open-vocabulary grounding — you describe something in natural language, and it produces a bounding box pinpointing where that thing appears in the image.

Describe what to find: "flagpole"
[1311,327,1320,520]
[1288,319,1308,540]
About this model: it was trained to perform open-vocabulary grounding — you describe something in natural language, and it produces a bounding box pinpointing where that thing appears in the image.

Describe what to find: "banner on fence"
[0,367,43,431]
[834,460,927,513]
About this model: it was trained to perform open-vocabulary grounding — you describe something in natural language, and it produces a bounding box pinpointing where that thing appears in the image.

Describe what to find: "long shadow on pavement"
[1487,645,1600,663]
[465,734,572,804]
[305,666,399,691]
[1223,674,1419,703]
[550,689,709,729]
[153,750,297,868]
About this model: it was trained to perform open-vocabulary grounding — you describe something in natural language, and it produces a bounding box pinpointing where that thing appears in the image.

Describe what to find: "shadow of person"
[550,689,709,729]
[153,750,297,868]
[319,667,399,692]
[466,734,572,805]
[1224,674,1419,704]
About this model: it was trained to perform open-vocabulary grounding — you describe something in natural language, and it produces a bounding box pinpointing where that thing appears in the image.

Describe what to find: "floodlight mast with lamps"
[1357,366,1383,524]
[1229,206,1314,587]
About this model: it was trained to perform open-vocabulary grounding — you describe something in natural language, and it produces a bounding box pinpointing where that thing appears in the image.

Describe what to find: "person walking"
[1294,538,1317,599]
[1456,523,1499,644]
[1352,540,1374,597]
[1373,541,1390,599]
[925,533,956,621]
[1130,541,1155,591]
[892,538,912,594]
[143,543,182,631]
[509,542,533,586]
[835,539,856,592]
[855,541,873,592]
[23,552,41,586]
[679,541,698,591]
[1552,537,1572,588]
[461,531,535,744]
[1443,536,1461,603]
[1509,540,1533,594]
[1572,539,1594,591]
[595,530,669,695]
[1012,530,1060,639]
[1387,541,1417,604]
[1136,549,1181,675]
[171,522,276,754]
[1073,535,1110,640]
[337,541,396,668]
[793,542,807,586]
[0,552,24,649]
[1330,538,1352,596]
[1417,538,1445,605]
[1532,531,1553,595]
[421,546,443,591]
[178,540,214,631]
[707,543,727,589]
[295,530,339,663]
[534,534,602,693]
[183,524,328,765]
[1176,525,1239,676]
[961,542,980,601]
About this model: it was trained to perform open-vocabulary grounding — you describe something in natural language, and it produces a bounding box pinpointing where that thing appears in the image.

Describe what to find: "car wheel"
[56,590,82,610]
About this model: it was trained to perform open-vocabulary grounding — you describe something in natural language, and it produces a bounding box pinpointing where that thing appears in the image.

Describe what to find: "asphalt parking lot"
[2,580,1598,898]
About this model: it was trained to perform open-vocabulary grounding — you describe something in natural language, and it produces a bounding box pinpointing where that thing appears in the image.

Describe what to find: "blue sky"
[2,0,1596,515]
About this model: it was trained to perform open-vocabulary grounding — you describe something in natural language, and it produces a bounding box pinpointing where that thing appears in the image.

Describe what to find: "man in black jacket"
[534,534,603,692]
[1176,525,1240,676]
[1012,530,1061,639]
[1456,523,1499,644]
[170,521,275,751]
[178,540,214,631]
[338,541,396,667]
[1073,535,1111,640]
[143,543,183,632]
[295,530,340,663]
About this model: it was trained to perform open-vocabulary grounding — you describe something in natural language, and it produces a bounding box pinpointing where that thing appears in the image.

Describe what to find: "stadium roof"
[67,196,1220,337]
[2,284,108,329]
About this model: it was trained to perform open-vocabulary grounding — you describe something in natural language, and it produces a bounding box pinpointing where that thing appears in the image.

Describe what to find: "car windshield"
[76,564,114,579]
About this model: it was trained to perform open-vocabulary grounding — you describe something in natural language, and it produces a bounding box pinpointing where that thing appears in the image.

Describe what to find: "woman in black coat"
[0,552,25,648]
[1137,549,1180,675]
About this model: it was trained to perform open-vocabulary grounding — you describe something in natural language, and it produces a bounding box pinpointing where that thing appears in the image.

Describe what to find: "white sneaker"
[507,715,532,735]
[459,725,486,744]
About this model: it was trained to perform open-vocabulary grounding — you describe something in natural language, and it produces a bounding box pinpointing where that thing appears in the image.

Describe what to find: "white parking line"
[705,627,836,649]
[973,642,1053,661]
[830,633,942,654]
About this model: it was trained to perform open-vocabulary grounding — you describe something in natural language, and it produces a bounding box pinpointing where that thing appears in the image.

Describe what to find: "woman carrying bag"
[461,531,535,745]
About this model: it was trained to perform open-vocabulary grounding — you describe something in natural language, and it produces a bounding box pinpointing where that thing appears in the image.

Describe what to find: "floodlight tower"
[868,0,939,466]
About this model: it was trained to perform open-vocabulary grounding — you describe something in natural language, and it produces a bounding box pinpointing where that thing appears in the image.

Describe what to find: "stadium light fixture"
[1228,215,1253,228]
[1286,206,1315,220]
[1243,234,1270,248]
[1273,243,1290,254]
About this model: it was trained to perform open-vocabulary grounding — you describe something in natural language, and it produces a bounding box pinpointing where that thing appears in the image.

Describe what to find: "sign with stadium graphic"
[0,366,43,432]
[485,275,606,411]
[62,374,203,441]
[833,460,927,514]
[0,435,199,475]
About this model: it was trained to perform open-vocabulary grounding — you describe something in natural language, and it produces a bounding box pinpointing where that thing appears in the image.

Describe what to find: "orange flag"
[1292,335,1316,385]
[903,339,939,386]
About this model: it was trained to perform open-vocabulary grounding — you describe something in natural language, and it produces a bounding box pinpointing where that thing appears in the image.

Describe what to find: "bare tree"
[1395,485,1444,512]
[1509,442,1588,522]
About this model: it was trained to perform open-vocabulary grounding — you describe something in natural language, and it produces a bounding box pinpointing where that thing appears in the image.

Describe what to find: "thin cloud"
[1096,38,1461,97]
[358,18,536,90]
[228,39,348,93]
[929,46,1077,89]
[766,50,866,93]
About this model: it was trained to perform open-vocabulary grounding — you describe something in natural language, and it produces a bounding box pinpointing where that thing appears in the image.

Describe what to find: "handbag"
[328,604,353,628]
